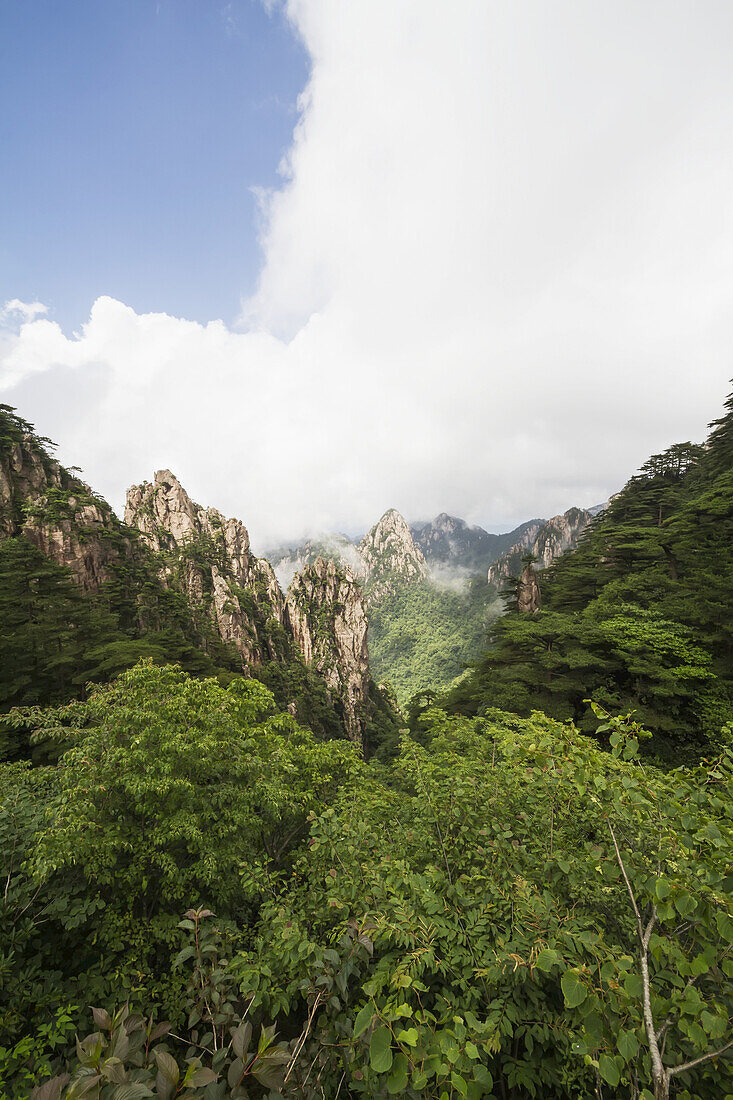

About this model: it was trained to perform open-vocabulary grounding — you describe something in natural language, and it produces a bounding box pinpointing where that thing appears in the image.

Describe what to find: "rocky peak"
[359,508,428,597]
[286,557,370,749]
[125,471,285,666]
[268,533,366,590]
[532,507,593,569]
[124,469,202,551]
[488,506,594,589]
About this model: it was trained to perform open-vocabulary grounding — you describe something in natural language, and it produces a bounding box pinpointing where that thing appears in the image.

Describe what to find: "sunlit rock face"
[125,470,286,667]
[1,432,127,592]
[516,560,542,614]
[359,508,428,598]
[286,556,370,748]
[488,507,594,589]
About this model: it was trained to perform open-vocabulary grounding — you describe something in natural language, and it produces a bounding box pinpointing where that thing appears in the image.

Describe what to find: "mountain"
[286,556,370,744]
[124,471,395,752]
[487,506,595,590]
[358,508,428,598]
[0,407,398,755]
[412,513,545,577]
[125,469,289,669]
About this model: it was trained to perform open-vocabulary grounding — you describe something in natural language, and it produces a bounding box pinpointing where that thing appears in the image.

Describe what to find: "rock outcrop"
[125,472,380,749]
[359,509,428,598]
[488,506,594,589]
[125,470,286,666]
[0,425,126,592]
[286,557,370,747]
[516,560,542,614]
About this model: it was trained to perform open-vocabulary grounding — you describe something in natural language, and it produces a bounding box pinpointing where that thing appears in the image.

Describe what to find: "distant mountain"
[359,508,428,598]
[488,506,595,590]
[411,514,545,577]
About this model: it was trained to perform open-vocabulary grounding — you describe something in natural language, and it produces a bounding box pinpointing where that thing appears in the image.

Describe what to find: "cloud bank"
[2,0,733,548]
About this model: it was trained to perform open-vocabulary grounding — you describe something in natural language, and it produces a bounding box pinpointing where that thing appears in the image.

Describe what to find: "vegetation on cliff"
[441,394,733,761]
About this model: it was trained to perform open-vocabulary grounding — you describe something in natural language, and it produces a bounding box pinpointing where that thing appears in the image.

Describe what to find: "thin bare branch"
[607,819,642,929]
[669,1037,733,1078]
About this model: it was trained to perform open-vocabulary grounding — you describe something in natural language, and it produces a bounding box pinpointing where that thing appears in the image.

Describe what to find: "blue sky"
[0,0,308,331]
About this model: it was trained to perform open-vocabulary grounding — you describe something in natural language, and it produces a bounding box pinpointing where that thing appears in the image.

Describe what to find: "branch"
[607,819,642,930]
[607,820,664,1082]
[669,1037,733,1077]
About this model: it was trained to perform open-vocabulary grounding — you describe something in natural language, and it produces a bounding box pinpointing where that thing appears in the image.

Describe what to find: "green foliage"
[0,663,359,1082]
[231,706,733,1098]
[4,663,733,1097]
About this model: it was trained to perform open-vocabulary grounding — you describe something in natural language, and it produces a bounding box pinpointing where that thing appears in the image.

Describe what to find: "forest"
[1,390,732,1099]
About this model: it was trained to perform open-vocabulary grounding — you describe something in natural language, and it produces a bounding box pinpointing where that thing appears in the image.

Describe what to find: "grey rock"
[286,556,370,748]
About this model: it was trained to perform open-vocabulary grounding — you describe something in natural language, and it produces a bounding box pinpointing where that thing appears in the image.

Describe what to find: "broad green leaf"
[675,892,697,917]
[535,949,560,973]
[370,1026,393,1073]
[561,969,587,1008]
[598,1054,620,1086]
[232,1019,252,1060]
[655,878,671,900]
[451,1071,468,1096]
[387,1053,409,1094]
[472,1065,493,1088]
[617,1029,638,1061]
[353,1001,376,1040]
[716,910,733,943]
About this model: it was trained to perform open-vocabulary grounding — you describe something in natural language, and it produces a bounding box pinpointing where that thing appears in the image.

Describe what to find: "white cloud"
[2,299,49,323]
[2,1,733,549]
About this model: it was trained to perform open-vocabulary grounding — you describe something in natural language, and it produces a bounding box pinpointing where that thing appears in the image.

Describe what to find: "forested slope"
[443,391,733,759]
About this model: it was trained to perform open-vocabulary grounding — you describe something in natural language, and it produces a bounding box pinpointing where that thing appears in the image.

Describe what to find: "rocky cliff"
[286,557,370,747]
[488,506,594,589]
[359,508,428,598]
[125,472,382,749]
[0,410,129,592]
[125,470,287,667]
[0,406,395,750]
[516,560,542,614]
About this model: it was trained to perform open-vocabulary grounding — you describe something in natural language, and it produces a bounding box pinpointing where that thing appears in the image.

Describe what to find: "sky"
[1,0,733,550]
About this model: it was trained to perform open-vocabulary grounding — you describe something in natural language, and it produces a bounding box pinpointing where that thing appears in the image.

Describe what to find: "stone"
[286,556,370,748]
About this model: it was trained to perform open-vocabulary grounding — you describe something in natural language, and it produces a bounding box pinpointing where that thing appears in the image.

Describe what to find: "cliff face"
[488,507,594,589]
[1,406,391,749]
[0,425,127,592]
[516,561,542,614]
[125,470,286,667]
[286,557,370,747]
[359,508,428,598]
[125,472,379,749]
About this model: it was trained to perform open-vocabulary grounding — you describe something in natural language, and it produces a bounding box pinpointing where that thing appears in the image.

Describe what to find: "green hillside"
[442,392,733,760]
[368,577,501,706]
